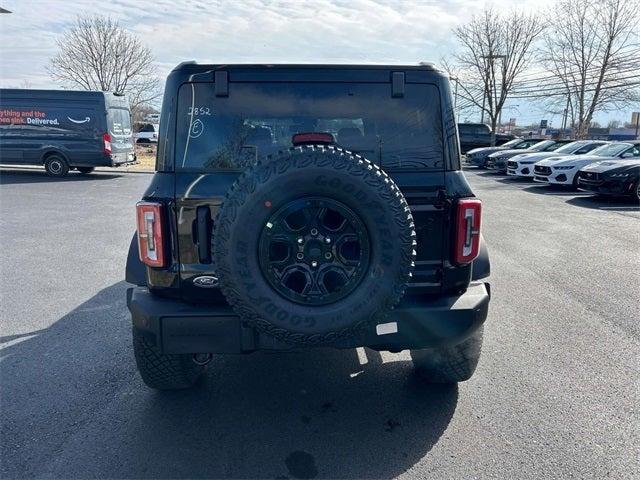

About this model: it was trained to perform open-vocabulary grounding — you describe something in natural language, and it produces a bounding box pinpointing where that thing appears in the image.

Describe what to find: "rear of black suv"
[126,64,490,390]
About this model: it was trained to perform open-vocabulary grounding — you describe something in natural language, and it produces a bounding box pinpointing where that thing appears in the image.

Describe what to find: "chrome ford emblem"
[193,276,219,288]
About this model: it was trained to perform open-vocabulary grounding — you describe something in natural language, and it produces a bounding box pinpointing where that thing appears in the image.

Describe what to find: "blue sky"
[0,0,630,125]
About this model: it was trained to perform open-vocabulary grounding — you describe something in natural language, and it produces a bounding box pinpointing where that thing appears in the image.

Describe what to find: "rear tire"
[76,167,95,174]
[44,155,69,177]
[410,326,484,383]
[132,329,205,390]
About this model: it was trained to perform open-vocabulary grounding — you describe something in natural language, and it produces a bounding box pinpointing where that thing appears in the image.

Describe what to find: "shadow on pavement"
[521,184,584,196]
[0,169,123,184]
[0,282,457,479]
[566,194,640,211]
[473,170,501,177]
[480,173,532,186]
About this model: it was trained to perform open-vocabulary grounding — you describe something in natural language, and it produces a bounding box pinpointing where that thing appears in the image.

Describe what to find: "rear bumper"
[127,282,491,354]
[110,152,137,166]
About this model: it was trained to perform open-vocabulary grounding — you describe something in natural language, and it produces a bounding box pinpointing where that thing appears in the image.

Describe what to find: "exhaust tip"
[192,353,212,366]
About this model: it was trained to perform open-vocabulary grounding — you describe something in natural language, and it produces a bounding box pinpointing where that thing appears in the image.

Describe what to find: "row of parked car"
[465,138,640,200]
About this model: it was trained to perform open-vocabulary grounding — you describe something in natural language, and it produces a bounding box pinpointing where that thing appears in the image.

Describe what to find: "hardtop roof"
[172,62,439,72]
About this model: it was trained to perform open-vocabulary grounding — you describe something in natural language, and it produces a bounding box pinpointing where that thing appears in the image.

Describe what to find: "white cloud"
[0,0,551,88]
[3,0,625,123]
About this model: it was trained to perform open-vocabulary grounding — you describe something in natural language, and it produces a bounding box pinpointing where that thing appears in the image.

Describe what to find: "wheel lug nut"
[325,252,332,259]
[296,253,304,260]
[297,237,304,244]
[310,228,318,236]
[311,261,318,268]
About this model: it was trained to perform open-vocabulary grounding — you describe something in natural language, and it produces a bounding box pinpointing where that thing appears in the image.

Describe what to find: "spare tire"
[213,145,415,345]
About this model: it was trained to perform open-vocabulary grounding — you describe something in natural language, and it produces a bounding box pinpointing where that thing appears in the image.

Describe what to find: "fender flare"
[125,233,147,286]
[41,148,70,164]
[471,234,490,280]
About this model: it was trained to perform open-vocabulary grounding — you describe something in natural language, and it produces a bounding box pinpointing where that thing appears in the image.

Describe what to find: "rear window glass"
[108,108,132,136]
[175,82,443,171]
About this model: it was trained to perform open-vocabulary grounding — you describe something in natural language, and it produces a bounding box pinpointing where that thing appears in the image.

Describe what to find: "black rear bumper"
[127,282,490,354]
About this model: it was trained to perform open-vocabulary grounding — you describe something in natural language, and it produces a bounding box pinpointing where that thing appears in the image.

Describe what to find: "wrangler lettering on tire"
[213,145,416,345]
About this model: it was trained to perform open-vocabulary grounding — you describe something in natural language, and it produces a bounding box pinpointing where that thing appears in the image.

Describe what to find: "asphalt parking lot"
[1,167,638,479]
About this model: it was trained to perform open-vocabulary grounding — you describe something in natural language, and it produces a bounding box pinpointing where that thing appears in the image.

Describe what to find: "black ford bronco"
[126,63,490,390]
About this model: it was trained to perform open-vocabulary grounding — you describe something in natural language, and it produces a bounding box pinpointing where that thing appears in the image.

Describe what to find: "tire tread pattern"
[132,329,204,390]
[213,145,416,346]
[410,327,484,383]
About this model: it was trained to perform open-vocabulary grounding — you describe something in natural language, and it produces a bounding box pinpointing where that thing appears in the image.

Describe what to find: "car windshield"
[502,139,523,148]
[591,143,632,157]
[530,140,555,151]
[553,141,585,154]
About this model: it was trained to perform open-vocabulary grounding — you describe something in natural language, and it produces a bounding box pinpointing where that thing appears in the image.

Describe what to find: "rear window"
[175,82,444,171]
[108,108,132,136]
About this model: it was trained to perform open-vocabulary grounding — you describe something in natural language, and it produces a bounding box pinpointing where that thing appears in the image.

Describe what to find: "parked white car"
[506,140,607,178]
[134,123,159,143]
[533,142,640,187]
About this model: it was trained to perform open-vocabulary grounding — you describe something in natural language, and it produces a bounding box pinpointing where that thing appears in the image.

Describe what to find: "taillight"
[454,198,482,264]
[136,202,166,267]
[103,132,112,156]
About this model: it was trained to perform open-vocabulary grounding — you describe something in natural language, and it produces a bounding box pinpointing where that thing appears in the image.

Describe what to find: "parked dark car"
[486,139,573,173]
[458,122,515,154]
[0,89,136,176]
[466,138,541,168]
[126,63,491,390]
[577,142,640,199]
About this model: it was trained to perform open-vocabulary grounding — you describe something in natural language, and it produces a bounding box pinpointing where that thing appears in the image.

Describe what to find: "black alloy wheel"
[258,197,370,306]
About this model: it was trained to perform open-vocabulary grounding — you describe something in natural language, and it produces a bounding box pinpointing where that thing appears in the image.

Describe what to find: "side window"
[629,146,640,157]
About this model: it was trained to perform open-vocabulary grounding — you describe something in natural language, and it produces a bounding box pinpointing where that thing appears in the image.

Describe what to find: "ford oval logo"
[193,276,219,288]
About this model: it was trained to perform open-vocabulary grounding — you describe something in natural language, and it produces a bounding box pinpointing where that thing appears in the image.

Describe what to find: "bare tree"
[445,8,544,145]
[538,0,640,138]
[48,15,161,113]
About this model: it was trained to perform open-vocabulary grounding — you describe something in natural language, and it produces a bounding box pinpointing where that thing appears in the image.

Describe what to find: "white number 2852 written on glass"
[187,107,211,116]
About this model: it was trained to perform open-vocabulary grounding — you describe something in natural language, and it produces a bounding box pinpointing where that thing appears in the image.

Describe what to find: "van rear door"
[107,107,134,164]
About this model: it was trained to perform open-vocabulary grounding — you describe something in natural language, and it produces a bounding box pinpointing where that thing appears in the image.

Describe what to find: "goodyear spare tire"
[213,145,415,345]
